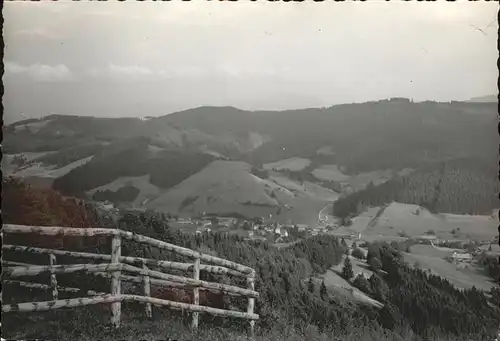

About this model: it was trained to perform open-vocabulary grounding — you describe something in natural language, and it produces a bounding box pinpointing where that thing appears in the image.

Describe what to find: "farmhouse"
[451,252,473,263]
[274,225,289,238]
[415,235,437,244]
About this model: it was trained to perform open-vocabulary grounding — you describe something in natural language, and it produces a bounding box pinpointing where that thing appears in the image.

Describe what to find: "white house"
[451,252,473,263]
[274,226,289,237]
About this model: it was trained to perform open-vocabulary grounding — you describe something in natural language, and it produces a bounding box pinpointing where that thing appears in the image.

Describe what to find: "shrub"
[351,248,365,260]
[368,257,382,272]
[352,274,371,295]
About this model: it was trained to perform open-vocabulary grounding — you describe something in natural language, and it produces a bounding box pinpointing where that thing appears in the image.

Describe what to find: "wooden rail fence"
[2,224,259,337]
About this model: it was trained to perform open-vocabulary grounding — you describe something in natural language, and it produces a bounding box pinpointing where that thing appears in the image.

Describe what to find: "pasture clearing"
[349,202,497,242]
[402,252,495,291]
[263,157,311,172]
[312,165,350,182]
[319,255,381,309]
[146,161,335,225]
[87,174,161,206]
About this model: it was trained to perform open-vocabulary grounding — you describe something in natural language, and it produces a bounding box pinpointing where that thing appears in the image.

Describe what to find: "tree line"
[333,158,498,218]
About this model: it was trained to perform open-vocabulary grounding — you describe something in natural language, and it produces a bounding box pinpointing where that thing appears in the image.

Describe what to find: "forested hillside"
[2,177,100,249]
[51,140,215,197]
[3,115,146,154]
[333,157,499,218]
[5,100,497,175]
[3,178,500,341]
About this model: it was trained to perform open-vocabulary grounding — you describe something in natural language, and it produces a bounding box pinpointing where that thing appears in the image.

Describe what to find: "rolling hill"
[145,160,338,224]
[3,98,497,220]
[467,94,498,103]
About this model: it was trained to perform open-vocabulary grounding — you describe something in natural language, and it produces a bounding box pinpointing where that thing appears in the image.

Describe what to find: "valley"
[4,2,499,339]
[2,98,499,341]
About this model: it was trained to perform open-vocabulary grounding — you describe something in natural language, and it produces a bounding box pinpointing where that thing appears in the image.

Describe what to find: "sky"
[3,1,499,123]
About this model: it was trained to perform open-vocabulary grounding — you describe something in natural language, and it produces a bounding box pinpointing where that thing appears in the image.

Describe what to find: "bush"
[368,257,382,272]
[352,274,371,295]
[351,248,365,260]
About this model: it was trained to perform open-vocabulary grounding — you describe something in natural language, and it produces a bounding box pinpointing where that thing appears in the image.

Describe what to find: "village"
[92,200,498,267]
[90,200,358,244]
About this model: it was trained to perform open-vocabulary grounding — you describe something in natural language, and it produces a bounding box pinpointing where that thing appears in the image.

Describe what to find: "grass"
[402,251,496,291]
[347,202,496,242]
[86,174,161,206]
[2,304,477,341]
[263,157,311,172]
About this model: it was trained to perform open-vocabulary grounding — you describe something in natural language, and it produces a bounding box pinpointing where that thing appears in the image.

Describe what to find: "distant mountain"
[467,94,498,103]
[3,98,497,218]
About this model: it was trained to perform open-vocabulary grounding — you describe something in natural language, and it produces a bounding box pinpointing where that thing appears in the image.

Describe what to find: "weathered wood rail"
[2,224,259,337]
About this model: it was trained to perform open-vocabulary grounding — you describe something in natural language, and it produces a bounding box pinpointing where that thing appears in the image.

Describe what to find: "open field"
[3,155,93,178]
[3,155,94,189]
[339,202,497,242]
[263,157,311,172]
[2,152,53,175]
[316,145,337,156]
[318,255,382,309]
[311,165,407,193]
[87,174,161,206]
[146,160,332,225]
[269,176,340,202]
[312,165,350,182]
[328,202,498,293]
[12,119,53,133]
[402,251,496,292]
[409,245,458,258]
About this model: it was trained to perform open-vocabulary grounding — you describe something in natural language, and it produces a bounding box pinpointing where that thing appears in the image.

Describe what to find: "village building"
[295,224,308,232]
[451,252,473,263]
[274,226,289,238]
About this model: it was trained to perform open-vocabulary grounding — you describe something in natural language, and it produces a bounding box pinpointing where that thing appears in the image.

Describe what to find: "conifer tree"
[308,277,315,293]
[320,280,328,299]
[342,256,354,281]
[341,237,348,248]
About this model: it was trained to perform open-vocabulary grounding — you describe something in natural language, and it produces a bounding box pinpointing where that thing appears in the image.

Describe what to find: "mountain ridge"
[3,98,496,220]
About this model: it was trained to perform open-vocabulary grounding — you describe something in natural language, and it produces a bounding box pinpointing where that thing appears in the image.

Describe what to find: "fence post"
[48,254,58,300]
[142,263,152,318]
[247,271,256,339]
[110,233,121,328]
[191,257,200,331]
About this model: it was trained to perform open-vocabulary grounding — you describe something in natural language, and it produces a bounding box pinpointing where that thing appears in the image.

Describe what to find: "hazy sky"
[3,1,498,123]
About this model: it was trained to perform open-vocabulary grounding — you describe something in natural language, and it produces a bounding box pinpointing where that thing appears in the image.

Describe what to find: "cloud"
[83,63,286,81]
[109,64,154,77]
[5,61,76,82]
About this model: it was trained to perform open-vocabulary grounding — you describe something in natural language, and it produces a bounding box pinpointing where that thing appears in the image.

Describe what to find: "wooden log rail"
[2,262,246,297]
[2,294,259,320]
[3,244,246,277]
[3,263,259,299]
[4,280,106,296]
[2,224,259,337]
[2,225,254,274]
